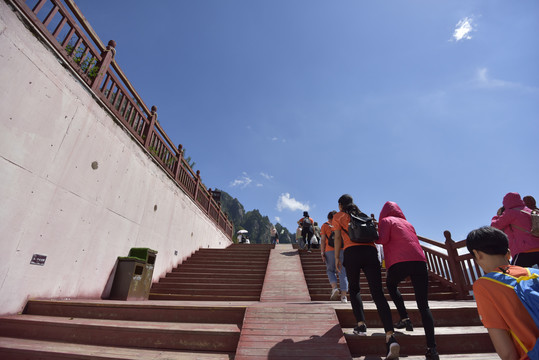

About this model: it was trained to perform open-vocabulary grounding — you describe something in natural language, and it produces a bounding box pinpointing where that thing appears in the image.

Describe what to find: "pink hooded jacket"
[491,192,538,257]
[377,201,426,270]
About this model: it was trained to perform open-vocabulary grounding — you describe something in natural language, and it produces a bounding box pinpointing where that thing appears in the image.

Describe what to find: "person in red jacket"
[491,192,539,267]
[377,201,439,360]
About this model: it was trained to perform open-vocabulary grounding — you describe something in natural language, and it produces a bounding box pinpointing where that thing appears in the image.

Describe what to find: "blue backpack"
[482,267,539,359]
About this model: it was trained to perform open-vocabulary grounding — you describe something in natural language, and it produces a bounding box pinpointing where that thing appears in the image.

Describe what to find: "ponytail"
[338,194,363,216]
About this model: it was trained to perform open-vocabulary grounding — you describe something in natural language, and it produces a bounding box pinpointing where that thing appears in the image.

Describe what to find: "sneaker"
[308,249,312,252]
[395,318,413,331]
[330,288,340,301]
[353,324,367,336]
[385,335,400,360]
[341,296,348,303]
[425,347,440,360]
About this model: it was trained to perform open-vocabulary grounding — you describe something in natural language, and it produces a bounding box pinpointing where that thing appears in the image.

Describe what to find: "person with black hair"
[298,211,315,252]
[523,195,539,212]
[333,194,399,360]
[466,226,539,360]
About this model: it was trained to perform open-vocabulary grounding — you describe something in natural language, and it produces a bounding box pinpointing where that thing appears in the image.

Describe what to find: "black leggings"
[386,261,436,348]
[512,251,539,267]
[302,228,314,249]
[343,245,394,333]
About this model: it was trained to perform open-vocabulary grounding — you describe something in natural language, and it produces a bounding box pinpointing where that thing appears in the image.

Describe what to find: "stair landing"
[236,244,352,359]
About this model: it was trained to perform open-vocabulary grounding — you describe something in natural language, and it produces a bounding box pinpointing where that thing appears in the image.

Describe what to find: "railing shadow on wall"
[11,0,233,238]
[419,231,483,300]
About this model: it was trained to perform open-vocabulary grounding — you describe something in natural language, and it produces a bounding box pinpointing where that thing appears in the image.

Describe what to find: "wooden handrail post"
[194,170,201,199]
[444,230,468,299]
[144,105,157,149]
[173,144,183,179]
[91,40,115,92]
[207,188,213,212]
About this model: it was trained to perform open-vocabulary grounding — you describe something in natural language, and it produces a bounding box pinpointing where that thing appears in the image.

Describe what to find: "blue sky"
[75,1,538,242]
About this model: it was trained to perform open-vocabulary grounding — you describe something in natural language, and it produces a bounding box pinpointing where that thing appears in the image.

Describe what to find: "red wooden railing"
[419,231,483,299]
[11,0,233,238]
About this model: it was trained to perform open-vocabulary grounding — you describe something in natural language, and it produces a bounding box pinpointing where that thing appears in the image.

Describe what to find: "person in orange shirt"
[333,194,399,359]
[320,210,348,302]
[466,226,539,360]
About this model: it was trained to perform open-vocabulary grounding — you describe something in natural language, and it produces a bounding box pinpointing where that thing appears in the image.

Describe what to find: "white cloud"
[474,68,537,92]
[452,17,475,41]
[277,193,310,212]
[260,172,274,180]
[230,172,252,188]
[275,216,281,223]
[256,183,263,187]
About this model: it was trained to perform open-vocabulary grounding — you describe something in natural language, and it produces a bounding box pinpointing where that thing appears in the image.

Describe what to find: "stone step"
[306,283,451,294]
[0,337,232,360]
[170,266,266,274]
[0,315,240,352]
[164,271,265,279]
[151,282,263,291]
[23,300,246,325]
[184,257,269,264]
[160,275,264,284]
[149,293,261,301]
[149,287,262,296]
[335,306,483,327]
[310,292,458,302]
[342,326,494,357]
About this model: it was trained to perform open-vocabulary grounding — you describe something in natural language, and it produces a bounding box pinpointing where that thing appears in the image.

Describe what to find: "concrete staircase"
[150,244,273,302]
[0,244,495,359]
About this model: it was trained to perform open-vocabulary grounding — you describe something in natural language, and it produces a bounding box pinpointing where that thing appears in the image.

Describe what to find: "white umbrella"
[237,229,248,234]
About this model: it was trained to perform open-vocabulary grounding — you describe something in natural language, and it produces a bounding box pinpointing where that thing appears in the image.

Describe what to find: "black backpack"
[346,213,378,243]
[302,217,313,231]
[325,222,335,248]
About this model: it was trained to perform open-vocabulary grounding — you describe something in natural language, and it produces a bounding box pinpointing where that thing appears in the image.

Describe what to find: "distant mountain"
[218,190,294,244]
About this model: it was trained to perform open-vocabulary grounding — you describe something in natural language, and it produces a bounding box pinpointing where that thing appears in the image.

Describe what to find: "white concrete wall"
[0,1,231,315]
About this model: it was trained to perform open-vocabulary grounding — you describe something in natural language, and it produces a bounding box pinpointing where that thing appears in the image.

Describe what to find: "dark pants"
[512,251,539,267]
[343,245,394,333]
[386,261,436,348]
[302,228,314,249]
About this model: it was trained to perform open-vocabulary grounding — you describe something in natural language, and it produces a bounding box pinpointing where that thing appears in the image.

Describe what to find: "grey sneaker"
[385,335,400,360]
[330,288,340,301]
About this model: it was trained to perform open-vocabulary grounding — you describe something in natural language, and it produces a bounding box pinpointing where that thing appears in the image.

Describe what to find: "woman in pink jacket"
[377,201,438,360]
[491,192,539,267]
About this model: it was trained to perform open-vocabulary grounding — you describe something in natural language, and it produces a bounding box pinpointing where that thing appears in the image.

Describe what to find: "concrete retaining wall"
[0,1,231,315]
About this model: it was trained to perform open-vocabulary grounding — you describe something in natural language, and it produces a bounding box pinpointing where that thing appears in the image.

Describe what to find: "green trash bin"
[109,248,158,301]
[128,248,157,299]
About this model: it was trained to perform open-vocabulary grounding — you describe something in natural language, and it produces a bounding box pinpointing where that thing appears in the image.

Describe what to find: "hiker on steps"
[377,201,439,360]
[491,192,539,268]
[333,194,400,360]
[298,211,315,253]
[466,226,539,360]
[320,210,349,303]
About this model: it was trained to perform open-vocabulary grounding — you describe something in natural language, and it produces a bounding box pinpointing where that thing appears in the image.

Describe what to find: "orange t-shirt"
[473,266,539,360]
[332,211,376,250]
[320,221,334,252]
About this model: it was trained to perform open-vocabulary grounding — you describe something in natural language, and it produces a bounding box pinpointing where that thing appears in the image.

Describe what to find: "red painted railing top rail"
[12,0,233,239]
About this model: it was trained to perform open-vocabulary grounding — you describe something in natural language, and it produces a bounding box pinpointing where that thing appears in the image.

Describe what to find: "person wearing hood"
[377,201,439,360]
[491,192,539,267]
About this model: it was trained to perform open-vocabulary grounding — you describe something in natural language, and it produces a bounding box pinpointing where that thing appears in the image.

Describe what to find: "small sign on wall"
[30,254,47,266]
